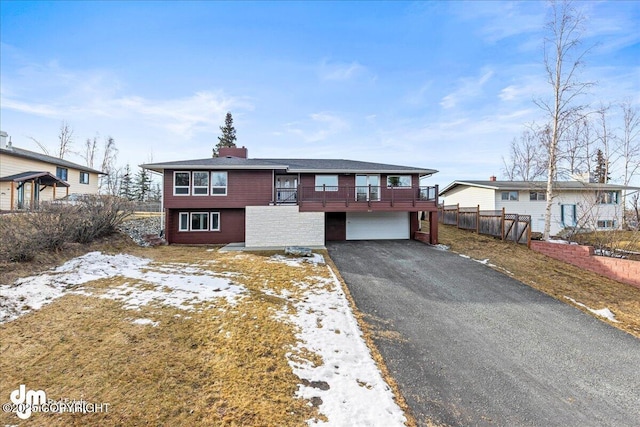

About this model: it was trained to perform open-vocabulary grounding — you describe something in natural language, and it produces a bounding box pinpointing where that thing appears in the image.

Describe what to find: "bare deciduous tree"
[618,101,640,226]
[536,0,594,240]
[99,136,119,195]
[502,128,547,181]
[57,121,74,159]
[82,136,99,169]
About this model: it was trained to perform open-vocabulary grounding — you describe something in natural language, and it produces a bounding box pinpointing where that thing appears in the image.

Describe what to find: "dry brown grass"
[0,245,342,426]
[435,223,640,339]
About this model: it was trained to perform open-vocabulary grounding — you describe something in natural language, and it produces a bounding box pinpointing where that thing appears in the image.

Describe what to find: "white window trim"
[210,212,221,231]
[501,191,518,201]
[178,212,189,231]
[211,172,228,196]
[79,171,90,185]
[190,212,209,231]
[179,211,221,231]
[315,174,339,192]
[192,171,209,196]
[387,175,412,188]
[173,171,191,196]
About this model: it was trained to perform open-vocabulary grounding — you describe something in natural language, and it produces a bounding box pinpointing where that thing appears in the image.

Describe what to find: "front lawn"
[0,246,407,426]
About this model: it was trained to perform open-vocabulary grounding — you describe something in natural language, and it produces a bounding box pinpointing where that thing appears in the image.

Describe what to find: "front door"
[355,174,380,201]
[276,175,298,203]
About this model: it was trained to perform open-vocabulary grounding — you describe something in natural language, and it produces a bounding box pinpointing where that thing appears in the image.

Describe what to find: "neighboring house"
[142,147,439,248]
[0,132,103,211]
[439,178,639,236]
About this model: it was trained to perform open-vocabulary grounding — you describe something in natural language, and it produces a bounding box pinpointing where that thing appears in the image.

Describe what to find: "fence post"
[456,203,460,229]
[514,214,519,244]
[476,205,480,234]
[527,218,531,248]
[501,207,505,240]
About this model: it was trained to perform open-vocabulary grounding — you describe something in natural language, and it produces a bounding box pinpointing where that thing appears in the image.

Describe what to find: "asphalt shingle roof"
[440,180,640,195]
[142,157,437,175]
[0,146,104,174]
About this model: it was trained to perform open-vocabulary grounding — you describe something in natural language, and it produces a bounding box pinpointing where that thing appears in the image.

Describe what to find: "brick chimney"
[489,175,497,181]
[219,146,248,158]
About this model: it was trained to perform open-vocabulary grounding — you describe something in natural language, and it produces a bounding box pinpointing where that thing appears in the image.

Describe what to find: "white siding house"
[440,180,637,236]
[0,134,103,210]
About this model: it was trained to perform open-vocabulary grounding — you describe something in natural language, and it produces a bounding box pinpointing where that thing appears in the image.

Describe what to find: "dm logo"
[10,384,47,420]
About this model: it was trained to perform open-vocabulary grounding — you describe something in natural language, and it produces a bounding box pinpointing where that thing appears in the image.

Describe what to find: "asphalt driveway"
[327,240,640,427]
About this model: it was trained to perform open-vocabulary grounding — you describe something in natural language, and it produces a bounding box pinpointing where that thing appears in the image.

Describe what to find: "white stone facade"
[245,205,325,248]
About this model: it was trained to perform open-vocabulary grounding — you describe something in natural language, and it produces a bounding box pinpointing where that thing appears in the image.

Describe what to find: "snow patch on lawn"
[269,253,326,267]
[131,318,159,327]
[0,251,245,323]
[564,296,619,323]
[272,258,405,426]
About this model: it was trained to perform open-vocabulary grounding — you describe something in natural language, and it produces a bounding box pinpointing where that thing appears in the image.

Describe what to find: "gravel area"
[117,217,163,246]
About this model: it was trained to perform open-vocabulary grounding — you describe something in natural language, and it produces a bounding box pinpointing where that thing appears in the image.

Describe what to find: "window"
[210,212,220,231]
[179,212,189,231]
[192,171,209,195]
[174,172,190,195]
[190,212,209,231]
[56,167,68,181]
[387,175,412,188]
[211,172,228,195]
[79,171,90,184]
[529,191,545,201]
[597,219,616,229]
[179,211,220,232]
[501,191,518,201]
[597,191,618,204]
[315,175,338,191]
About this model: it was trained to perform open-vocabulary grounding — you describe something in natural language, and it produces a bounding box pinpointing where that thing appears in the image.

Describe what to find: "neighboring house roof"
[0,171,70,187]
[0,146,104,175]
[440,180,640,196]
[142,157,438,176]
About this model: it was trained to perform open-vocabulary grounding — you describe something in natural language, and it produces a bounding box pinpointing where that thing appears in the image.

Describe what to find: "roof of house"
[0,171,70,187]
[142,157,438,176]
[0,146,104,174]
[440,180,640,196]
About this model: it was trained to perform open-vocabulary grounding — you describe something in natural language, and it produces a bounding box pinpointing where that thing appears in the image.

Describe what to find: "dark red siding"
[325,212,346,241]
[163,170,273,209]
[166,208,245,244]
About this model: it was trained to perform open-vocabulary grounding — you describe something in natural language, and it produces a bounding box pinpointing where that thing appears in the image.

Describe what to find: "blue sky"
[1,0,638,187]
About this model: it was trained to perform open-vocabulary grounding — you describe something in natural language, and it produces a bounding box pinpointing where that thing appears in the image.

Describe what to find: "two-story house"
[0,132,103,211]
[439,178,639,236]
[142,147,439,247]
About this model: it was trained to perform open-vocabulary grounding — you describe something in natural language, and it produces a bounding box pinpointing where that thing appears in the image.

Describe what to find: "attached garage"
[345,211,410,240]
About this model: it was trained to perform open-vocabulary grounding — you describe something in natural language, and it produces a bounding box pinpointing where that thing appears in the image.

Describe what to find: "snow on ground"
[0,251,245,323]
[270,255,406,426]
[564,296,619,322]
[3,250,406,425]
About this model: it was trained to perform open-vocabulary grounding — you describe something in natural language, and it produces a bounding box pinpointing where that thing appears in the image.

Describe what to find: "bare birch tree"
[82,136,99,169]
[618,101,640,227]
[502,128,547,180]
[99,136,119,195]
[57,121,74,159]
[536,0,593,240]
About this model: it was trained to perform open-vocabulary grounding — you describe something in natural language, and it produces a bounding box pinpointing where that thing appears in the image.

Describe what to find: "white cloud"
[284,112,349,143]
[440,69,494,109]
[318,60,368,81]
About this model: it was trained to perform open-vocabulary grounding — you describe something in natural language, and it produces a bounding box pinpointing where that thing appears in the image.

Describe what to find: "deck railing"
[278,185,438,207]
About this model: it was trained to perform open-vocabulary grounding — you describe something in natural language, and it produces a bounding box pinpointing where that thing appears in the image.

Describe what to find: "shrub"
[0,195,134,263]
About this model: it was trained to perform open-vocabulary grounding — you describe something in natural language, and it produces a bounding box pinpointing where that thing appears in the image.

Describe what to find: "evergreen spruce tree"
[119,164,136,201]
[213,112,237,157]
[593,149,610,183]
[133,167,152,201]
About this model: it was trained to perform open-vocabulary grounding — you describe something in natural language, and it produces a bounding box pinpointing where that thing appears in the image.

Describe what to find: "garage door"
[346,212,410,240]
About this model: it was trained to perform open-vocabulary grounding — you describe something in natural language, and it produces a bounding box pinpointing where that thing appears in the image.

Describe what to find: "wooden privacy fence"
[438,204,531,247]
